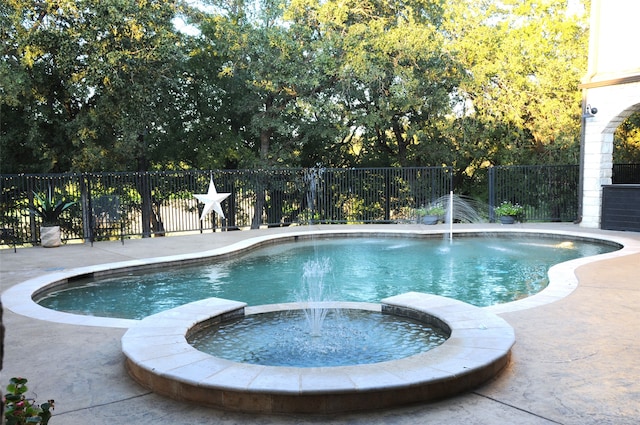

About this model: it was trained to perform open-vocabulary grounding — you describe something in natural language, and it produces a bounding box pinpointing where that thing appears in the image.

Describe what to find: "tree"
[191,0,343,226]
[191,2,288,167]
[0,0,190,173]
[285,0,460,167]
[1,0,80,172]
[433,0,590,194]
[614,112,640,163]
[445,0,588,167]
[2,0,595,181]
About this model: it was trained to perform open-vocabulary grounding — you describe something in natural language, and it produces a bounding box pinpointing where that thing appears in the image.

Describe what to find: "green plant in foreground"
[3,377,54,425]
[494,201,524,217]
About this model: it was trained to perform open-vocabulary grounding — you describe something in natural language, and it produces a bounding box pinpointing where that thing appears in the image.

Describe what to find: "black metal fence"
[0,167,453,245]
[1,164,638,246]
[612,164,640,184]
[487,165,580,222]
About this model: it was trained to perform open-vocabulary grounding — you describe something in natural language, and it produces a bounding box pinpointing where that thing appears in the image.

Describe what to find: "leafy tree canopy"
[1,0,188,173]
[4,0,634,178]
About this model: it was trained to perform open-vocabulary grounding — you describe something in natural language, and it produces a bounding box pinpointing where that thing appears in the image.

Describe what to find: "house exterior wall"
[581,83,640,228]
[580,0,640,228]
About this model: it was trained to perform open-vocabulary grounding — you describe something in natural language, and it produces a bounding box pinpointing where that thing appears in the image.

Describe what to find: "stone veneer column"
[581,118,611,228]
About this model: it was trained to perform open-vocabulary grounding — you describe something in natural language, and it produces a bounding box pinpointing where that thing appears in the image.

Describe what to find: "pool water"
[188,309,449,367]
[36,236,615,319]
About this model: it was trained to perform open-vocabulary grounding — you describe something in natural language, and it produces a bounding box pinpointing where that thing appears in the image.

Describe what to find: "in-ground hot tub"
[122,293,515,414]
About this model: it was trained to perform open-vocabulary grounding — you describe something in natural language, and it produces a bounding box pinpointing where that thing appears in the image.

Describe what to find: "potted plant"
[494,201,524,224]
[29,190,76,248]
[416,203,446,225]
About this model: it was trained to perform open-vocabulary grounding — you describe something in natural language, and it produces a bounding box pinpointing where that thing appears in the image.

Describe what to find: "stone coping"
[121,293,515,414]
[2,227,638,328]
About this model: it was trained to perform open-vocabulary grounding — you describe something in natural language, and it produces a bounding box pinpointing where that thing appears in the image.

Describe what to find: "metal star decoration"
[194,178,231,221]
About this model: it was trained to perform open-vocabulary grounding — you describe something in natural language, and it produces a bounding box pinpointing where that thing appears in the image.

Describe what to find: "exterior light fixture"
[583,104,598,118]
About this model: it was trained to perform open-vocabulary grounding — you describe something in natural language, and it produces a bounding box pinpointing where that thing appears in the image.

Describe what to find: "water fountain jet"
[297,258,332,337]
[439,193,487,224]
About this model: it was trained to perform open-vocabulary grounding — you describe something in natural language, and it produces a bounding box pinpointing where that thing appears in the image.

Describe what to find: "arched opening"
[613,110,640,167]
[581,98,640,231]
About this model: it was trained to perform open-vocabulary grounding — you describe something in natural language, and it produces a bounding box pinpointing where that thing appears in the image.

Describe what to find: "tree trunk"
[252,108,273,229]
[392,117,408,167]
[137,134,152,238]
[252,188,265,229]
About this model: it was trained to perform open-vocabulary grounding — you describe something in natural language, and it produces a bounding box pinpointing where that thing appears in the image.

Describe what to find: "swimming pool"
[36,235,616,319]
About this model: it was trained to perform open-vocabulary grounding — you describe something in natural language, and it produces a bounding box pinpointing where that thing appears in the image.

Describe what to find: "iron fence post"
[488,167,495,222]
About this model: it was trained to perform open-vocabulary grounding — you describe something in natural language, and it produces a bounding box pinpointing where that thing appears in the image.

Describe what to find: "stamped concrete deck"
[1,223,639,424]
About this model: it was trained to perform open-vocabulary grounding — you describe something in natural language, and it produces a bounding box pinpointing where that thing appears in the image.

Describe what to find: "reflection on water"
[188,309,448,367]
[37,236,617,319]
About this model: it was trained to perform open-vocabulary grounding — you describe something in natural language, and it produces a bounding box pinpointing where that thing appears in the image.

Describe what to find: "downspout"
[575,89,587,224]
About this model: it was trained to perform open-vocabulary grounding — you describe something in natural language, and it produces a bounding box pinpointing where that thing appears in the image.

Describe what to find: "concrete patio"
[1,223,639,424]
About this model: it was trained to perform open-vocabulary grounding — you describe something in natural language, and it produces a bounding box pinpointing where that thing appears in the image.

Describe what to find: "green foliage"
[1,0,189,172]
[29,190,77,226]
[1,0,592,175]
[287,0,461,167]
[614,112,640,163]
[444,0,587,167]
[4,377,54,425]
[297,208,321,225]
[494,201,524,217]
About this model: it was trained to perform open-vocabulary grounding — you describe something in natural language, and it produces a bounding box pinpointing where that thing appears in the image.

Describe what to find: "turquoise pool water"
[36,236,615,319]
[188,309,449,367]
